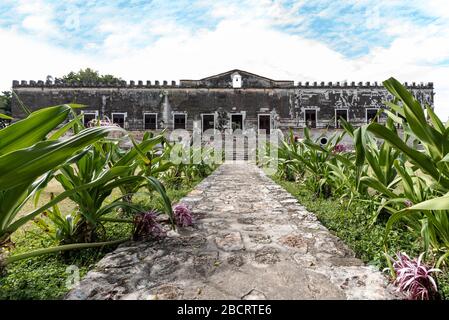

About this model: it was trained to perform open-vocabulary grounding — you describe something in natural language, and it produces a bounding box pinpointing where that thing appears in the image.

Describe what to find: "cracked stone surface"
[66,162,401,300]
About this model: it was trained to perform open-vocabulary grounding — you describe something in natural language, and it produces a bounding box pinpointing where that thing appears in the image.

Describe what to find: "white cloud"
[0,28,93,86]
[1,0,449,120]
[15,0,59,38]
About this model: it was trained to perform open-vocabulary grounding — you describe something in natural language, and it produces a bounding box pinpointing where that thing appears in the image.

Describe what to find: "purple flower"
[333,144,348,154]
[390,252,441,300]
[404,200,413,207]
[173,204,194,227]
[133,210,166,241]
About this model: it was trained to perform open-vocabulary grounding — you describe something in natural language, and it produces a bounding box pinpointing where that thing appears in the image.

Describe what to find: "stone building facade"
[11,69,434,133]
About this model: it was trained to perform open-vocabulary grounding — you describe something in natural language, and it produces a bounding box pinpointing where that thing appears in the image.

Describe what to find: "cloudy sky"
[1,0,448,118]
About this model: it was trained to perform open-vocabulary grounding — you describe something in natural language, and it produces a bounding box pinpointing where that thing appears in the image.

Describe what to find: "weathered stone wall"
[11,70,434,132]
[11,87,294,130]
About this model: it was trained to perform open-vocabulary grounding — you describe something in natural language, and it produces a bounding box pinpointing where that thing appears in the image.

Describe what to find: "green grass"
[273,177,449,299]
[0,177,206,300]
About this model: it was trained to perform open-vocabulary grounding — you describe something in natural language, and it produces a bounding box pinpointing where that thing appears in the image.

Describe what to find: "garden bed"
[274,177,449,299]
[0,178,205,300]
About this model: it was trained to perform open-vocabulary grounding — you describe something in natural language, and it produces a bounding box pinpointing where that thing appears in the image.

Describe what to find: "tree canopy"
[60,68,122,85]
[0,91,11,116]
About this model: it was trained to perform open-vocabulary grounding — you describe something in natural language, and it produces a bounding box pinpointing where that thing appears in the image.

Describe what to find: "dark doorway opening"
[202,114,215,132]
[83,113,96,127]
[231,114,243,131]
[112,113,125,128]
[335,109,348,128]
[174,114,186,129]
[144,113,157,130]
[305,110,317,128]
[258,115,271,134]
[367,109,379,123]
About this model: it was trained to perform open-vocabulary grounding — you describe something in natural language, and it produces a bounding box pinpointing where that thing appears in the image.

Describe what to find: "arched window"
[232,73,242,88]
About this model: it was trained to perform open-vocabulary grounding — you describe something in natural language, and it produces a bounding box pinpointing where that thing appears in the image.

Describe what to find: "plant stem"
[4,238,128,265]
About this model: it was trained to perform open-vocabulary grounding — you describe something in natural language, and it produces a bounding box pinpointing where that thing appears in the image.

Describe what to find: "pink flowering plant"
[387,252,441,300]
[173,203,194,227]
[133,210,166,241]
[332,144,348,154]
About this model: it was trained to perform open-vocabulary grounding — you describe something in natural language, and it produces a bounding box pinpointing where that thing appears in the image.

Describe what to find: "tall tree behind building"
[0,91,11,116]
[61,68,122,85]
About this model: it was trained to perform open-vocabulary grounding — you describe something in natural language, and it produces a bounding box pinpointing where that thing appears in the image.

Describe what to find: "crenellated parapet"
[12,73,434,90]
[11,79,434,91]
[295,81,434,89]
[12,79,180,88]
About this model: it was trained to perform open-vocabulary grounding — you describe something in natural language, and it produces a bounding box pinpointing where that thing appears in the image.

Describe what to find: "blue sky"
[1,0,449,117]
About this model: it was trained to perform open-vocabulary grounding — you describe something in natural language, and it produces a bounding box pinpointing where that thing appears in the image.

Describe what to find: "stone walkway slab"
[66,162,400,300]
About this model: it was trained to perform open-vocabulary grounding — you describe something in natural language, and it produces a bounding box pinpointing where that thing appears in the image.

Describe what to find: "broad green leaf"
[353,126,366,166]
[0,105,71,155]
[0,113,12,120]
[360,176,397,198]
[0,126,123,191]
[427,105,445,134]
[49,113,84,140]
[402,196,449,212]
[368,123,449,188]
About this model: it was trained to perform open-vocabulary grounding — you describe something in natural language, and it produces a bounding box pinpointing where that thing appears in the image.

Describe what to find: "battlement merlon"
[12,79,434,89]
[11,80,180,88]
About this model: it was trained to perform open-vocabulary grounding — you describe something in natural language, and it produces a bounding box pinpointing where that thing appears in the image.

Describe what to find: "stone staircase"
[224,135,251,161]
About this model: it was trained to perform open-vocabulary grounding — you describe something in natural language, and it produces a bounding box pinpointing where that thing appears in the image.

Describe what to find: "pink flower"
[133,210,166,241]
[333,144,348,154]
[390,252,441,300]
[173,204,194,227]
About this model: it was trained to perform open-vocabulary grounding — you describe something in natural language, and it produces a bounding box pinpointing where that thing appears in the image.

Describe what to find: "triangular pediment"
[180,69,294,88]
[200,69,272,82]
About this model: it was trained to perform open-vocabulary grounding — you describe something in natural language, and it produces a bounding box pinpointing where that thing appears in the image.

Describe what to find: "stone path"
[66,162,400,300]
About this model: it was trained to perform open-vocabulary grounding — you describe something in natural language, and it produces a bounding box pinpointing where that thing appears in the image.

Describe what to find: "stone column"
[161,91,172,129]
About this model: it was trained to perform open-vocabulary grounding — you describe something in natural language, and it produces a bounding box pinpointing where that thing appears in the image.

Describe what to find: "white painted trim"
[201,113,216,132]
[143,112,158,130]
[229,112,245,131]
[304,108,318,128]
[173,113,187,130]
[257,113,271,132]
[111,112,127,127]
[366,108,379,124]
[334,108,348,128]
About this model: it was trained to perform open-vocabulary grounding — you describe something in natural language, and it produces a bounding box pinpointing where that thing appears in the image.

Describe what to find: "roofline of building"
[11,80,435,89]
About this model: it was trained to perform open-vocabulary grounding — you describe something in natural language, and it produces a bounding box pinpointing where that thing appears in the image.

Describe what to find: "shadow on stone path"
[66,162,400,300]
